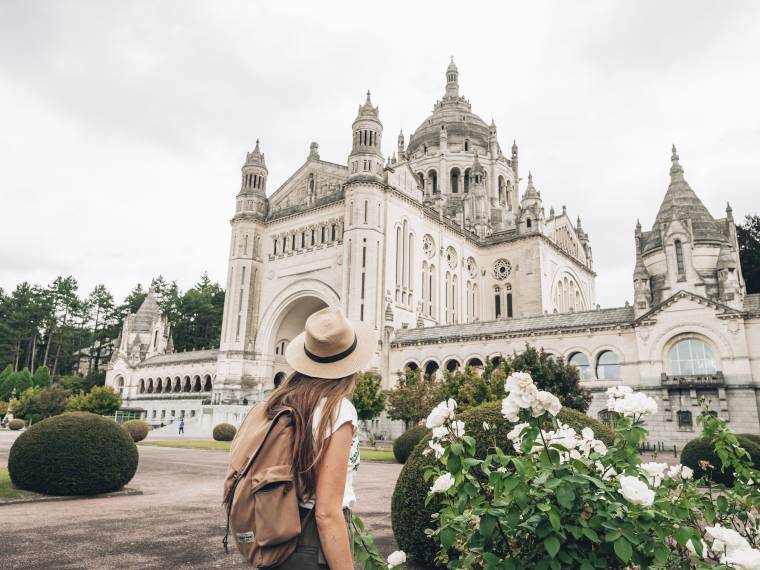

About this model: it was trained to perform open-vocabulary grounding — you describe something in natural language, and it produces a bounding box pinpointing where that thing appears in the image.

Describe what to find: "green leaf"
[582,527,600,542]
[614,538,632,563]
[440,526,455,549]
[480,514,497,539]
[548,510,561,532]
[545,535,560,558]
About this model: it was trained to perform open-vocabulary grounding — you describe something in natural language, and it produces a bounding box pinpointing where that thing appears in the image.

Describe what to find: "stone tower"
[634,146,746,309]
[343,92,385,334]
[215,141,269,403]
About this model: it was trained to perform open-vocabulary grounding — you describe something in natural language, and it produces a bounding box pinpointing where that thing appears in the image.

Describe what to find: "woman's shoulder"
[337,398,358,424]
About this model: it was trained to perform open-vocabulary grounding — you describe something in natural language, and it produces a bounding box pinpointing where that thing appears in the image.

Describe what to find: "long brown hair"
[265,371,356,497]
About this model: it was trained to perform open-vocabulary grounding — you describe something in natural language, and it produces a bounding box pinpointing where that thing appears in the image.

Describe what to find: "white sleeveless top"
[299,397,360,509]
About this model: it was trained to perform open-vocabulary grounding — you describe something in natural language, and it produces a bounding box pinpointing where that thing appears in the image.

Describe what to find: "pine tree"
[32,365,51,388]
[738,213,760,294]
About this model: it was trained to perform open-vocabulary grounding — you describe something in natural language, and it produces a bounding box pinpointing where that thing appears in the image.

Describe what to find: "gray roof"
[138,349,218,367]
[643,148,728,251]
[392,306,635,345]
[134,292,161,332]
[745,294,760,315]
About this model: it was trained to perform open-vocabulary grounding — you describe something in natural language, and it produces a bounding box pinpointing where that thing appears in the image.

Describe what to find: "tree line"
[0,272,225,378]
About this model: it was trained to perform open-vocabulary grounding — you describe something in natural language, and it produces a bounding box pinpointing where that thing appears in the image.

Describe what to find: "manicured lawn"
[0,466,35,501]
[140,439,397,462]
[140,439,232,451]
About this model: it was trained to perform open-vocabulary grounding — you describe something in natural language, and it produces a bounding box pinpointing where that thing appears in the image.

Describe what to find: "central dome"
[406,60,490,157]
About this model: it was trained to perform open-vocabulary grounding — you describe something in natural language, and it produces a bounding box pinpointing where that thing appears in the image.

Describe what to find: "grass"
[139,439,397,462]
[0,466,36,501]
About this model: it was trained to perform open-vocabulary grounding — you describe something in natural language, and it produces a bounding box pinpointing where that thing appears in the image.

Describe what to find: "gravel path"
[0,431,402,569]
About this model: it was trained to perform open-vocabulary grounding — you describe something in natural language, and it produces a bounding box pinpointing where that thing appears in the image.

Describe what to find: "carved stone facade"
[106,61,759,443]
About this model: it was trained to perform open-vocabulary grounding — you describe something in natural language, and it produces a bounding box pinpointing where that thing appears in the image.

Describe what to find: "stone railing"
[660,371,725,388]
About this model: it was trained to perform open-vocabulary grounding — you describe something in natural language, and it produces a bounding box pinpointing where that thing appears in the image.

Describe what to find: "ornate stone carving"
[466,256,477,278]
[492,258,512,280]
[422,234,435,258]
[446,246,458,269]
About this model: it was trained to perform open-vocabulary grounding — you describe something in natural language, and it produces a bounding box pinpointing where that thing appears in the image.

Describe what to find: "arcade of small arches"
[553,273,587,314]
[135,374,214,395]
[415,167,514,208]
[271,218,343,257]
[398,335,720,384]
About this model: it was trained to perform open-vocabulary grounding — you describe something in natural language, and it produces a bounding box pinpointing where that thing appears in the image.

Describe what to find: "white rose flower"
[606,385,633,399]
[427,440,445,459]
[431,425,448,441]
[430,472,456,494]
[722,548,760,570]
[531,390,562,417]
[640,462,669,487]
[667,464,694,480]
[387,550,407,568]
[618,475,655,506]
[425,399,457,429]
[505,372,539,408]
[706,524,752,553]
[501,395,521,422]
[450,420,466,438]
[581,427,595,440]
[482,421,491,431]
[612,392,658,417]
[507,422,531,452]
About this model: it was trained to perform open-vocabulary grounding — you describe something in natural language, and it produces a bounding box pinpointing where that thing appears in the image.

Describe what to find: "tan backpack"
[222,403,304,567]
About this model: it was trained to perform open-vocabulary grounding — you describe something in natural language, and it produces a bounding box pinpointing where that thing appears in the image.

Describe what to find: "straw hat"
[285,307,377,379]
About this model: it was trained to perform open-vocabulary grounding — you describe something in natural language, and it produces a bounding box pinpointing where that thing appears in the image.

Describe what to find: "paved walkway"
[0,431,402,569]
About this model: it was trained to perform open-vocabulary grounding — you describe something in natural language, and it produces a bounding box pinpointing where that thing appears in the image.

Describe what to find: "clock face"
[492,258,512,280]
[446,246,458,269]
[422,234,435,259]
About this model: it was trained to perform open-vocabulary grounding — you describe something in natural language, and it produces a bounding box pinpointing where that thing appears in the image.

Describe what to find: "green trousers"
[270,506,352,569]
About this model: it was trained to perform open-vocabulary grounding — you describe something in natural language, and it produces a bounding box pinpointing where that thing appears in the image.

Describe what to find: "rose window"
[492,258,512,280]
[466,257,477,278]
[422,234,435,259]
[446,246,458,269]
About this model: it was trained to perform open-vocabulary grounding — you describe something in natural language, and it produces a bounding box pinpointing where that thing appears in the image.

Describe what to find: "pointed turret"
[241,139,268,197]
[397,129,405,160]
[445,57,459,99]
[348,90,384,182]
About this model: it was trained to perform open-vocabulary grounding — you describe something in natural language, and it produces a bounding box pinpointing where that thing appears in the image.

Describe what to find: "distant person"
[178,418,185,435]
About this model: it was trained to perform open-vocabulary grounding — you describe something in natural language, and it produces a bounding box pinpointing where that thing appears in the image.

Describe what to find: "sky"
[0,1,758,308]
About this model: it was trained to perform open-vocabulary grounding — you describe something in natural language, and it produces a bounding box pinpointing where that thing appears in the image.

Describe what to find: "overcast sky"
[1,1,758,309]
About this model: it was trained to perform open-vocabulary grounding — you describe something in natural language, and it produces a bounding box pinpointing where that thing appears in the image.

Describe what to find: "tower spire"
[670,144,684,180]
[445,58,459,98]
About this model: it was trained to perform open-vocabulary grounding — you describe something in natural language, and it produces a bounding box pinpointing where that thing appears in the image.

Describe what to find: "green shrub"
[681,435,760,486]
[8,412,138,495]
[123,419,150,442]
[8,418,25,430]
[213,423,236,442]
[391,401,614,568]
[393,425,430,464]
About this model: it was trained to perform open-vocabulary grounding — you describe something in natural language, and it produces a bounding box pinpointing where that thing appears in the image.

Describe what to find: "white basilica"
[106,61,760,445]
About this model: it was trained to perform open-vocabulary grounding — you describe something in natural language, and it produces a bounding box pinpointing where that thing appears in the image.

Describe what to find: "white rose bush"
[422,371,760,569]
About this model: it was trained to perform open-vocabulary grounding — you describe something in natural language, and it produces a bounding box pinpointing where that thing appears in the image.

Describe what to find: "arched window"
[569,352,591,380]
[675,240,685,275]
[450,168,460,194]
[669,338,716,375]
[331,224,337,241]
[417,172,425,189]
[506,292,513,318]
[595,350,621,380]
[498,176,506,205]
[428,170,438,194]
[363,200,368,224]
[494,286,502,319]
[677,410,693,428]
[527,218,532,229]
[139,379,145,394]
[464,139,470,151]
[424,360,439,378]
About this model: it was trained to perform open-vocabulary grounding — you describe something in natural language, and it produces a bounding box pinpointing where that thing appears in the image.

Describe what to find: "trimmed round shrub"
[8,418,25,430]
[8,412,138,496]
[391,402,614,568]
[123,419,150,442]
[213,423,237,442]
[681,435,760,486]
[393,425,431,464]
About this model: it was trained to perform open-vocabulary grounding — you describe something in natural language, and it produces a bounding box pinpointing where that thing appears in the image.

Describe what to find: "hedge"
[213,423,237,442]
[8,412,138,495]
[393,425,430,464]
[123,420,150,442]
[391,402,614,568]
[681,434,760,486]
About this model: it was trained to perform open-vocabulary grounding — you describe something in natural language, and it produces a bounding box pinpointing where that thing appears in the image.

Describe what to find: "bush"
[8,412,138,495]
[8,418,25,430]
[393,425,430,464]
[123,420,150,442]
[681,434,760,486]
[213,423,236,441]
[391,401,614,567]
